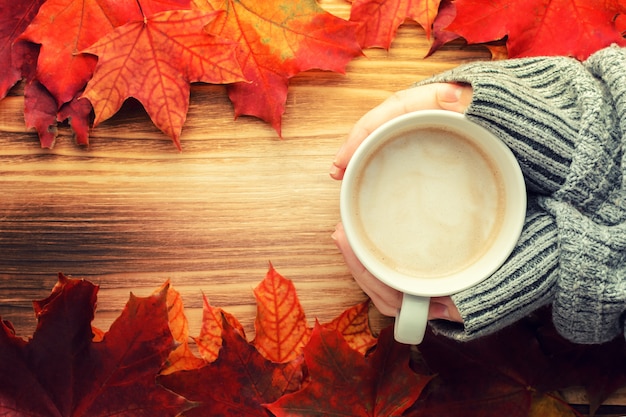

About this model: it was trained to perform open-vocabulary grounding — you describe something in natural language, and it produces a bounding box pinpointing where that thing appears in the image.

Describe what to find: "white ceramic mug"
[340,110,526,344]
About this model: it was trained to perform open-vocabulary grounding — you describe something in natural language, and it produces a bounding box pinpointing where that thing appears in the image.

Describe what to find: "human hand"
[332,223,463,322]
[330,82,473,323]
[330,83,473,180]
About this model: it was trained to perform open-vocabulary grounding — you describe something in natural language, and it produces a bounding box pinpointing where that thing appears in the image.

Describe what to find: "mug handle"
[394,293,430,344]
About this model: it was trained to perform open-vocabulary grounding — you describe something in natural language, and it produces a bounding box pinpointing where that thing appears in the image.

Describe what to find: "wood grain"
[0,2,492,338]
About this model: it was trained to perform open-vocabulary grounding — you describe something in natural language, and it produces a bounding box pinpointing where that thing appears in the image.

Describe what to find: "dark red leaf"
[0,274,192,416]
[266,324,431,416]
[159,314,304,416]
[406,308,626,417]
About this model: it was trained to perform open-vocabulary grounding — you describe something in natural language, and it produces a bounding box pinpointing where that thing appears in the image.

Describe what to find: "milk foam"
[355,128,505,278]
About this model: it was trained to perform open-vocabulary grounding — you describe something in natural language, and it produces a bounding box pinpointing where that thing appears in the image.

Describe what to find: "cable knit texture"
[416,46,626,344]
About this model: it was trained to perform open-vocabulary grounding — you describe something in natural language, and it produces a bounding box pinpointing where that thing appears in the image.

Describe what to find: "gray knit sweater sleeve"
[417,45,626,344]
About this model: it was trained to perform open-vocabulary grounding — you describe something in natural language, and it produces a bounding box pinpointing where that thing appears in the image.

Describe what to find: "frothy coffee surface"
[355,127,505,278]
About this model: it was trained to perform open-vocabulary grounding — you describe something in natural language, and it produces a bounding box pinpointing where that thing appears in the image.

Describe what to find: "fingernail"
[329,163,340,178]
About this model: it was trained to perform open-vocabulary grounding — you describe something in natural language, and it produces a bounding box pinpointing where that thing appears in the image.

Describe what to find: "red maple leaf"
[197,0,362,135]
[266,324,432,417]
[349,0,442,49]
[443,0,626,60]
[0,273,192,416]
[81,8,246,149]
[158,314,305,416]
[18,0,190,106]
[19,0,135,106]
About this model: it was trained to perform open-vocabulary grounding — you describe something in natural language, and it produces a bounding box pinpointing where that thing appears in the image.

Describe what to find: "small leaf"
[528,393,579,417]
[159,283,205,375]
[253,263,311,363]
[323,300,377,355]
[23,80,58,148]
[57,96,94,146]
[425,0,461,58]
[194,293,245,363]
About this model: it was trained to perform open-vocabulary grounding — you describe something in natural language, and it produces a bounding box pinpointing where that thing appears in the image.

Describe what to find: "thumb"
[435,83,473,113]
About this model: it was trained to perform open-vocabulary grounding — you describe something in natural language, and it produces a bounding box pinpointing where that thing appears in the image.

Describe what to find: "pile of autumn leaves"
[2,0,626,149]
[1,265,625,417]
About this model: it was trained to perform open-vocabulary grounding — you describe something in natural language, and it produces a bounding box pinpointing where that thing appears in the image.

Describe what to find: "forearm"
[418,46,626,343]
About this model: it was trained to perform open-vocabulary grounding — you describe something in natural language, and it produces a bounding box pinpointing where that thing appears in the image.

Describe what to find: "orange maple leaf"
[194,293,245,363]
[81,9,246,149]
[349,0,442,49]
[158,283,205,375]
[195,0,362,135]
[445,0,626,60]
[253,264,311,363]
[323,300,377,355]
[251,264,377,363]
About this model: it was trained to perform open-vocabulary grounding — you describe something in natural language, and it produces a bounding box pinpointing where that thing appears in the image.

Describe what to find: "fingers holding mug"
[330,83,473,180]
[339,110,526,344]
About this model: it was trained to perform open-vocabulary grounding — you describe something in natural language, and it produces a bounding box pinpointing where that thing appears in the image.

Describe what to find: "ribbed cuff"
[429,198,559,341]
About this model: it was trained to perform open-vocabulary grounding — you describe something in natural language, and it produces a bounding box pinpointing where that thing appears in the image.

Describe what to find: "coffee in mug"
[340,110,526,344]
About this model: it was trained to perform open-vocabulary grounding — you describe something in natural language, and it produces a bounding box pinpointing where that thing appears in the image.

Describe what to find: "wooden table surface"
[0,1,494,339]
[0,2,486,339]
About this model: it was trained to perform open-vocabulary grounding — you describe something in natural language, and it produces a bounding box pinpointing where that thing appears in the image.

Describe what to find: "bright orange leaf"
[349,0,441,49]
[196,0,362,135]
[253,264,311,363]
[159,283,205,375]
[251,264,378,362]
[323,300,377,355]
[444,0,626,60]
[528,393,579,417]
[194,293,245,363]
[81,8,246,149]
